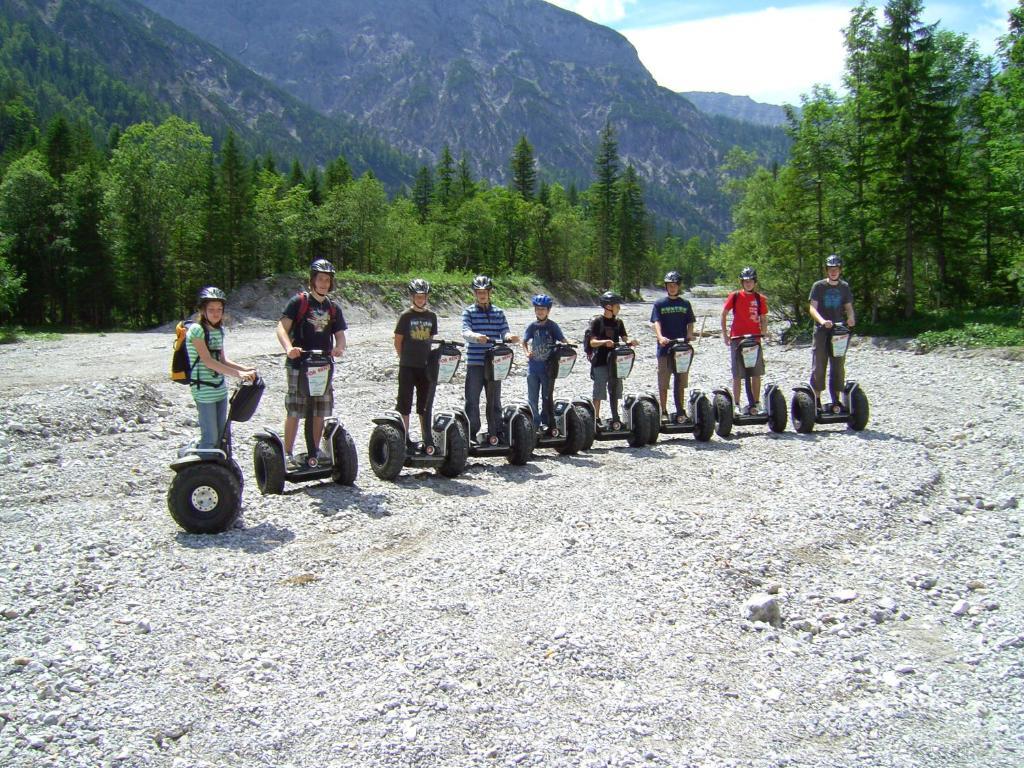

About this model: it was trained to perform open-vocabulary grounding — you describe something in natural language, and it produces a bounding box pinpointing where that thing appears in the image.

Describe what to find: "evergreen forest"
[1,0,1022,334]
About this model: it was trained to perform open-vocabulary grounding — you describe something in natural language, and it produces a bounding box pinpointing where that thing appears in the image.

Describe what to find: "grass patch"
[0,326,63,344]
[858,306,1024,350]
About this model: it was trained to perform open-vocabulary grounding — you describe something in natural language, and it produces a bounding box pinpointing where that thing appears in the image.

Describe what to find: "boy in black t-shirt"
[394,279,439,449]
[275,259,348,468]
[587,291,637,423]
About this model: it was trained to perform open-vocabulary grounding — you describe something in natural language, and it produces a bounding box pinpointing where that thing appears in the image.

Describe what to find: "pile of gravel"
[0,298,1021,767]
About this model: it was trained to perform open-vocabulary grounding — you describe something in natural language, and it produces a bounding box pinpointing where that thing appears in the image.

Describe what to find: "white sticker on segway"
[674,349,693,374]
[436,354,460,384]
[492,351,513,381]
[741,345,759,369]
[306,364,331,397]
[556,352,577,379]
[614,351,635,379]
[831,333,849,358]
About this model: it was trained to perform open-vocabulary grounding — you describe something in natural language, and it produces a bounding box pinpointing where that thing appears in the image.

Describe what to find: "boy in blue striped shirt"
[461,275,521,442]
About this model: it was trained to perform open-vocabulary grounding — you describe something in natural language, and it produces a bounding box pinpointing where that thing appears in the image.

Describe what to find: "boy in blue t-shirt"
[522,294,567,428]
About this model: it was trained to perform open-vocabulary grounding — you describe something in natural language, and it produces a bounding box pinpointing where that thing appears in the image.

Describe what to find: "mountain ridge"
[135,0,757,234]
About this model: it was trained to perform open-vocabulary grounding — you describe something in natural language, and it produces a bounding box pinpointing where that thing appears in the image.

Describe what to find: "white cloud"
[546,0,638,25]
[621,4,851,104]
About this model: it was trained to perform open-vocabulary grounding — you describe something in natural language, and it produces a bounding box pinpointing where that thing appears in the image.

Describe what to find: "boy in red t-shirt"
[720,267,769,414]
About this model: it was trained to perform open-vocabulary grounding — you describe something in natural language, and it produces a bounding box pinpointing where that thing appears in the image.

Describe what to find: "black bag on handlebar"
[227,377,265,423]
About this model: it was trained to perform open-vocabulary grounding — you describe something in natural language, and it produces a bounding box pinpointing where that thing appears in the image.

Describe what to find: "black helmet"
[197,286,226,306]
[408,278,431,295]
[825,254,843,268]
[663,270,682,285]
[310,259,336,291]
[310,259,336,275]
[472,275,492,290]
[740,267,757,281]
[600,291,623,307]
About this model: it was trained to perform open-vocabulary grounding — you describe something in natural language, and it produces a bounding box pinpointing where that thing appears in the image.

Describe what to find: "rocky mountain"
[1,0,415,184]
[682,91,792,128]
[136,0,746,233]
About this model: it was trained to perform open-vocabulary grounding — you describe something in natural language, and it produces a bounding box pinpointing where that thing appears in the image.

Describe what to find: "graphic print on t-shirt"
[408,317,433,341]
[822,289,843,312]
[306,307,333,334]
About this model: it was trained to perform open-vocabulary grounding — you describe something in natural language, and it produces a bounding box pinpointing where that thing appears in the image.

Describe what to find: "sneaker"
[661,410,670,423]
[287,454,304,470]
[316,449,330,463]
[752,402,763,416]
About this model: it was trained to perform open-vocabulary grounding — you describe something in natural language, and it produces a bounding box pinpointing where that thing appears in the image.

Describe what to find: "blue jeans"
[465,365,502,438]
[527,369,556,427]
[196,398,227,449]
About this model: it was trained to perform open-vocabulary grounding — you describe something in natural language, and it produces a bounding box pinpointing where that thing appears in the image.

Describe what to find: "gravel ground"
[0,294,1022,768]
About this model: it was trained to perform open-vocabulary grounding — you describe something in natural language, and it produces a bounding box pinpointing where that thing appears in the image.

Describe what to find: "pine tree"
[510,135,536,201]
[457,152,475,203]
[615,164,647,294]
[591,122,619,288]
[436,145,455,209]
[412,165,434,224]
[325,154,353,190]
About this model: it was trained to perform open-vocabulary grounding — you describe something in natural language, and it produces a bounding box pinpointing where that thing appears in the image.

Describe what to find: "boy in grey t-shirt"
[808,254,856,408]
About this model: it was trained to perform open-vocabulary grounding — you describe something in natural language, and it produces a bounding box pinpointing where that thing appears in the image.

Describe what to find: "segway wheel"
[713,393,733,438]
[791,391,816,433]
[167,463,241,534]
[368,424,405,480]
[439,421,469,478]
[768,388,787,433]
[641,400,660,445]
[508,416,534,466]
[693,394,715,442]
[332,426,359,485]
[574,405,596,451]
[557,407,584,456]
[254,440,285,495]
[848,388,870,431]
[627,405,648,447]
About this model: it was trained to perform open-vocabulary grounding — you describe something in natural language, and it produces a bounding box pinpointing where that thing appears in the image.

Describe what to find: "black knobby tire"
[575,405,596,451]
[642,400,660,445]
[508,415,534,465]
[692,395,715,442]
[557,407,584,456]
[253,440,285,495]
[332,426,359,485]
[768,388,788,433]
[439,421,469,478]
[714,393,733,438]
[848,387,870,431]
[368,424,404,481]
[627,402,649,447]
[167,463,241,534]
[791,391,816,433]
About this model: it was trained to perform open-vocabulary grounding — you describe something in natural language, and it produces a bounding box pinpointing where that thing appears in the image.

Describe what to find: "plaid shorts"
[285,366,334,418]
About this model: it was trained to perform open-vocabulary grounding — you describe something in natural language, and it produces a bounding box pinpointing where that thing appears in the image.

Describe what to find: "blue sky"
[546,1,1018,104]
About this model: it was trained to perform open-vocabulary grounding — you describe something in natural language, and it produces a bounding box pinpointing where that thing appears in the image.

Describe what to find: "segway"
[167,377,265,533]
[586,343,659,448]
[790,323,870,433]
[368,340,471,480]
[653,339,714,443]
[466,340,535,465]
[532,341,587,455]
[713,335,787,437]
[253,351,358,494]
